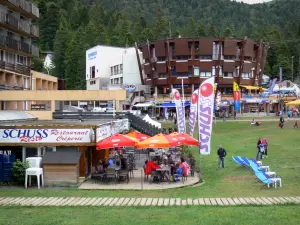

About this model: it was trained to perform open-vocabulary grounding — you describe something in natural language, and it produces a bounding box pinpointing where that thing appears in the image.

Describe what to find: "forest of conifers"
[32,0,300,89]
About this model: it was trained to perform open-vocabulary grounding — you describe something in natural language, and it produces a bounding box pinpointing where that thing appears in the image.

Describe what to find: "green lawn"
[0,121,299,198]
[0,206,300,225]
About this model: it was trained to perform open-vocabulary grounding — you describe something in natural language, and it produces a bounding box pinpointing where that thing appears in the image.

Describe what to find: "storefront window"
[26,147,38,158]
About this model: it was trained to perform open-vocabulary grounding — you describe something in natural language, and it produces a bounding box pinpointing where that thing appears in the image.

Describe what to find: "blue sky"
[234,0,273,4]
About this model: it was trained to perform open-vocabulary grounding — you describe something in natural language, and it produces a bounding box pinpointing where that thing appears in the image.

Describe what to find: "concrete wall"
[1,90,126,101]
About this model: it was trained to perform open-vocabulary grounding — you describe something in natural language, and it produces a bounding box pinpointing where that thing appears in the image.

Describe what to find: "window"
[120,64,123,73]
[223,72,233,77]
[194,66,200,76]
[120,77,123,84]
[242,73,249,78]
[110,67,113,75]
[110,79,113,84]
[200,55,212,60]
[212,66,216,76]
[114,78,119,84]
[90,66,95,78]
[250,70,255,78]
[176,56,188,60]
[224,55,234,60]
[200,72,212,77]
[157,57,166,61]
[195,41,200,50]
[158,73,168,78]
[90,80,96,85]
[114,65,118,75]
[0,50,3,61]
[16,55,27,65]
[6,52,15,64]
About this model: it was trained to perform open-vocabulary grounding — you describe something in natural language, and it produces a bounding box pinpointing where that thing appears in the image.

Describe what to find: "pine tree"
[53,28,71,78]
[208,24,217,37]
[223,27,233,37]
[196,22,206,37]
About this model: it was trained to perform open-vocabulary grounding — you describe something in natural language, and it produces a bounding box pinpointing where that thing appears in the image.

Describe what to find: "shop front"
[0,126,95,178]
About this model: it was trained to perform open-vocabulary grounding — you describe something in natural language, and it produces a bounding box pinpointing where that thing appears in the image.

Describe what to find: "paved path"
[0,197,300,207]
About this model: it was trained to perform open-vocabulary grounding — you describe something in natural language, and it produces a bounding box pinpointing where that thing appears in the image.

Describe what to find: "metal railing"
[53,111,129,120]
[30,24,39,37]
[0,35,38,56]
[0,12,38,35]
[0,60,30,76]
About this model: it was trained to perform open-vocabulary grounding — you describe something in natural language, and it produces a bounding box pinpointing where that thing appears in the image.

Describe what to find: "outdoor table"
[108,164,121,171]
[156,166,171,183]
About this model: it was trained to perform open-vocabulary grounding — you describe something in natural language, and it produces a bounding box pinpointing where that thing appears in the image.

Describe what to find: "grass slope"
[0,121,299,198]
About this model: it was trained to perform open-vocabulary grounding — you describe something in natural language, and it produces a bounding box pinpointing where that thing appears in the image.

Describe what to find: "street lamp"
[291,56,294,82]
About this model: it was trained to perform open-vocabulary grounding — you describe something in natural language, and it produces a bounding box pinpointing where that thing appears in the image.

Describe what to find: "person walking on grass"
[217,145,227,169]
[256,137,263,160]
[279,116,284,128]
[294,120,298,128]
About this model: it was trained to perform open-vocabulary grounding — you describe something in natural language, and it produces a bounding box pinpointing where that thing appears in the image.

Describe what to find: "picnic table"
[156,165,171,183]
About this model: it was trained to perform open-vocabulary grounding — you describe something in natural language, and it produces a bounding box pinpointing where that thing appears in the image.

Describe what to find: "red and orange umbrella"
[169,132,199,146]
[135,133,183,149]
[96,133,139,150]
[125,131,150,141]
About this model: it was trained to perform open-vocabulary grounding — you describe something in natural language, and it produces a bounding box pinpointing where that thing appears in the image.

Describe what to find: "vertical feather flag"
[189,89,198,137]
[198,77,215,155]
[233,81,241,111]
[172,89,186,133]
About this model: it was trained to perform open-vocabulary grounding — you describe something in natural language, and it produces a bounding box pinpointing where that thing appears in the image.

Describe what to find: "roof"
[0,111,37,122]
[0,119,115,127]
[157,102,190,108]
[42,151,82,164]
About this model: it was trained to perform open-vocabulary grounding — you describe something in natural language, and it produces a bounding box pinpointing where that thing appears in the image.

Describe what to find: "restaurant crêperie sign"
[0,129,92,143]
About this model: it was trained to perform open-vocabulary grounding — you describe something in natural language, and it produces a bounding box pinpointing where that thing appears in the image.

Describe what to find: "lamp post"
[291,56,294,82]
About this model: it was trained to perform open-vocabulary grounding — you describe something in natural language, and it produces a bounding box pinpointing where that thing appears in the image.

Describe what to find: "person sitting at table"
[167,154,176,175]
[145,159,160,175]
[120,154,128,169]
[96,160,104,173]
[108,158,114,166]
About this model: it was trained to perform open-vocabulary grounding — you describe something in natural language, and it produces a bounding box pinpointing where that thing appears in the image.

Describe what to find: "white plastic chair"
[25,157,44,189]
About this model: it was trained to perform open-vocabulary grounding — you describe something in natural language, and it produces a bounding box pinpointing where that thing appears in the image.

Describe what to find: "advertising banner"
[172,89,186,133]
[0,129,92,143]
[189,89,198,137]
[233,81,241,111]
[198,77,215,155]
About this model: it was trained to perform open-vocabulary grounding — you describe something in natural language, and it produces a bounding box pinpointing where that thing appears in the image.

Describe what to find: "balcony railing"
[0,35,38,55]
[30,24,39,37]
[7,0,39,18]
[0,60,30,76]
[0,12,36,36]
[31,44,39,57]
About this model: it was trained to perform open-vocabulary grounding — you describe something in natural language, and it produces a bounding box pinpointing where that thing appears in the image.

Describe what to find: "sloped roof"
[0,111,37,122]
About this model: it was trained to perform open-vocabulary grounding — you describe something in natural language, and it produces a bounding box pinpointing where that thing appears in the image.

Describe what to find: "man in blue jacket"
[217,145,227,169]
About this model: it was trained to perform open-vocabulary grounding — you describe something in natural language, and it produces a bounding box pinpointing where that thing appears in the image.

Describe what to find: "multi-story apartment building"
[0,0,39,110]
[136,37,269,96]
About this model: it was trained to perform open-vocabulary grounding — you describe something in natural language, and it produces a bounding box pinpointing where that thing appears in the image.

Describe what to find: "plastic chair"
[25,157,44,189]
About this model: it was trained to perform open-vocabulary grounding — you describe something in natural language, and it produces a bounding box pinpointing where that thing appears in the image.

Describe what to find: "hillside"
[32,0,300,89]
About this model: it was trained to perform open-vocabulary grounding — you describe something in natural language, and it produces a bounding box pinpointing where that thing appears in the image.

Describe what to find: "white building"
[86,45,143,90]
[86,45,150,110]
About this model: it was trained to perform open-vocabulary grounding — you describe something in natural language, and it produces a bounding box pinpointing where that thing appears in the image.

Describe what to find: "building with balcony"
[0,0,39,89]
[137,37,269,96]
[0,70,58,110]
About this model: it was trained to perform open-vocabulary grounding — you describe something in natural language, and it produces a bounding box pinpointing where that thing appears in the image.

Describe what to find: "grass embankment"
[0,121,299,198]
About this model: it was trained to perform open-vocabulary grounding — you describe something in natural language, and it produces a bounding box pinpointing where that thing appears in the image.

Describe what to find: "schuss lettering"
[2,129,49,139]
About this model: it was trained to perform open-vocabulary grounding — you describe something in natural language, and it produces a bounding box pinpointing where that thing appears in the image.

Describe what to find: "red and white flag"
[189,89,198,137]
[172,89,186,133]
